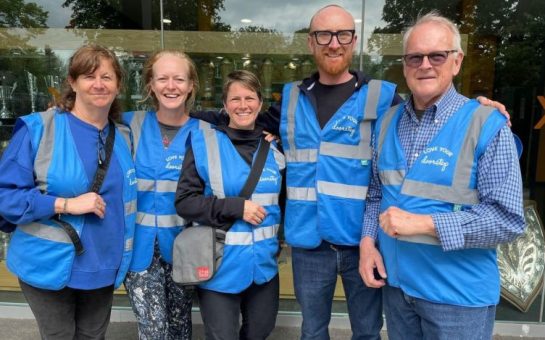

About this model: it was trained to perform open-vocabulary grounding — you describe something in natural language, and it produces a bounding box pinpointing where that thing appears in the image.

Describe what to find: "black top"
[313,76,358,129]
[175,125,282,229]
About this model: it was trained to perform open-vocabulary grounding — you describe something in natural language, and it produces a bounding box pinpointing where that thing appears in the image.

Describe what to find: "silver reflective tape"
[199,120,212,129]
[157,214,186,227]
[125,237,133,251]
[453,105,496,194]
[125,199,137,215]
[137,212,186,227]
[285,149,317,163]
[225,232,253,245]
[19,222,72,244]
[286,82,302,154]
[254,224,279,242]
[364,80,381,121]
[377,105,400,158]
[358,121,373,159]
[401,179,479,205]
[203,129,225,198]
[271,145,286,170]
[316,180,368,200]
[320,142,368,159]
[398,234,440,246]
[287,187,317,201]
[129,111,147,156]
[35,111,56,192]
[379,170,405,186]
[251,193,279,206]
[155,180,178,193]
[137,179,154,191]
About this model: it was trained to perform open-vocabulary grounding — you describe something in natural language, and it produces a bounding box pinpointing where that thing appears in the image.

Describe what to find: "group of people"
[0,3,525,340]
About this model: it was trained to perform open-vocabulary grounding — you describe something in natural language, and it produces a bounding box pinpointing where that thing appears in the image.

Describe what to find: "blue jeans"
[292,241,382,340]
[383,285,496,340]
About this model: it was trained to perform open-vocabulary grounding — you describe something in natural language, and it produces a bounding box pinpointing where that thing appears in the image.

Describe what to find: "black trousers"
[19,279,114,340]
[197,275,279,340]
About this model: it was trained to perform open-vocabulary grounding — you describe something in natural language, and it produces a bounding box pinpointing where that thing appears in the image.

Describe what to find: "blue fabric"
[0,110,137,290]
[124,111,200,271]
[280,80,396,248]
[363,85,525,251]
[292,242,382,340]
[191,129,283,294]
[383,286,495,340]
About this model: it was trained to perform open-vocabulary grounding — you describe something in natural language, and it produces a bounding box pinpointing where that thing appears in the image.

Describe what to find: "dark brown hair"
[58,44,125,121]
[222,70,263,103]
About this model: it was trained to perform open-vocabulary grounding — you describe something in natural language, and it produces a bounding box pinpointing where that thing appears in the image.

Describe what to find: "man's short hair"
[402,11,463,54]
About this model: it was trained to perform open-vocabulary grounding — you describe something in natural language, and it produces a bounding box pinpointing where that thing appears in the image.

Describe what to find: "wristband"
[63,198,68,214]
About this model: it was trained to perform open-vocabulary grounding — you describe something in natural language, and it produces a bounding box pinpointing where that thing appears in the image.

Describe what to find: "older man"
[359,12,525,340]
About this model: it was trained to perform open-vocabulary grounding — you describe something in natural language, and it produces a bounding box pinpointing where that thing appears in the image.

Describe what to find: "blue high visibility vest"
[124,111,209,271]
[376,100,507,306]
[280,80,396,248]
[7,109,137,290]
[191,128,284,293]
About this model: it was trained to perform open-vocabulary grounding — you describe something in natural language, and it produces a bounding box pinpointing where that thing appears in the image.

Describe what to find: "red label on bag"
[197,266,210,280]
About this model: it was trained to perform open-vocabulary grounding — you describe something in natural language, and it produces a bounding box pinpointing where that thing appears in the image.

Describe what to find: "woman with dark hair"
[123,50,205,340]
[0,44,137,339]
[175,70,285,340]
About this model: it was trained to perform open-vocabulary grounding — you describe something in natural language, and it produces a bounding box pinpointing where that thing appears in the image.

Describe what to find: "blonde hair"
[141,50,199,112]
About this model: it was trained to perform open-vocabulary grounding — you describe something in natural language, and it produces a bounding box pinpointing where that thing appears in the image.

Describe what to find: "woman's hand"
[243,200,267,226]
[56,192,107,219]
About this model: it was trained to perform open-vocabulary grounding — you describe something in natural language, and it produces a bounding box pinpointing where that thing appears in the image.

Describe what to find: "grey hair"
[402,10,462,54]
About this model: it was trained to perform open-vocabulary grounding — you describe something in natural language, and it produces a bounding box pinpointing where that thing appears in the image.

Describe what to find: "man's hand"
[359,236,387,288]
[379,206,435,238]
[477,96,511,126]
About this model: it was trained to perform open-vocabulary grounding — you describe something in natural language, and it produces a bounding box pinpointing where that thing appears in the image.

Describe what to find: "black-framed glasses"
[402,50,458,68]
[310,30,356,46]
[97,128,107,165]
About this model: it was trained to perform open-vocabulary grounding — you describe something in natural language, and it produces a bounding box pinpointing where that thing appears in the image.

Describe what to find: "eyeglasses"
[97,128,107,165]
[310,30,356,46]
[402,50,458,68]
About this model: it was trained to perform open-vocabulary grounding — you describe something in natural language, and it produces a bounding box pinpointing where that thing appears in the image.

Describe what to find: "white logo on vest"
[126,168,137,185]
[259,167,279,185]
[420,146,453,172]
[165,154,184,170]
[332,115,358,137]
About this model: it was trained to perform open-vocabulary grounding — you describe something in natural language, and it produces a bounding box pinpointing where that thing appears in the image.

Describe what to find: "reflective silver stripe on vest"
[401,105,494,205]
[137,212,187,228]
[398,234,440,246]
[225,231,253,245]
[115,122,132,152]
[125,199,137,215]
[286,81,303,158]
[128,111,147,156]
[254,224,279,242]
[137,179,177,193]
[225,225,279,245]
[320,141,369,159]
[316,180,367,200]
[377,105,401,160]
[285,149,317,163]
[287,187,316,201]
[203,129,226,198]
[271,144,286,170]
[35,110,57,192]
[125,237,133,251]
[251,193,279,206]
[19,222,72,244]
[379,170,406,186]
[364,80,381,121]
[199,120,212,129]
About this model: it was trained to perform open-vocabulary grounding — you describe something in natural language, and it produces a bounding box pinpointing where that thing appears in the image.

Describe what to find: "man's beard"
[314,50,353,77]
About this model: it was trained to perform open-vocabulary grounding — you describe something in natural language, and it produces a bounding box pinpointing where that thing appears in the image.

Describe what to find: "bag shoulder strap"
[219,136,270,232]
[90,120,116,193]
